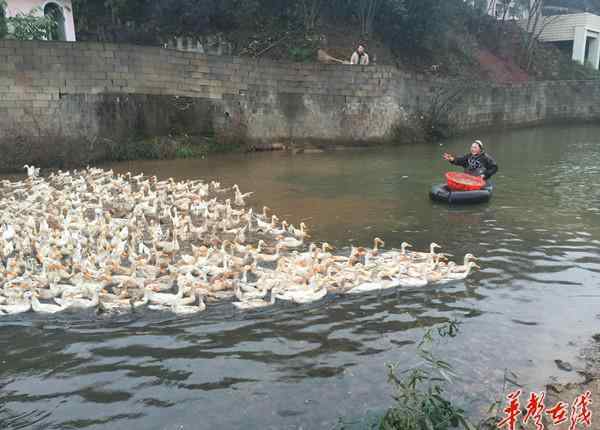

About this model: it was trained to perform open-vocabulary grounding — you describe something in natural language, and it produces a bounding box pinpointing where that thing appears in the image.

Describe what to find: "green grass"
[106,137,162,161]
[175,144,200,159]
[106,135,244,162]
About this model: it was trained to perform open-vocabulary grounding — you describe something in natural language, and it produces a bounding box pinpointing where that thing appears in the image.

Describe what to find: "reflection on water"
[2,125,600,429]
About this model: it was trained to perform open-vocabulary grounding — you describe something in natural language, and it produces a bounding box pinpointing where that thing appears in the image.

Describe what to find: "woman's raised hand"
[443,153,455,162]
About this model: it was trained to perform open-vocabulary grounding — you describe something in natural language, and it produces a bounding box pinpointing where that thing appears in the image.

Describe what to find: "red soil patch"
[476,48,529,83]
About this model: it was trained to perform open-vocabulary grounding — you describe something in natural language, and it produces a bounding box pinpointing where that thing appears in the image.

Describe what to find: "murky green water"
[2,125,600,429]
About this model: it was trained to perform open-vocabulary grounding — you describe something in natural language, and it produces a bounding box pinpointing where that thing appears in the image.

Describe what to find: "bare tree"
[355,0,382,35]
[410,79,480,142]
[472,0,495,15]
[471,0,498,36]
[491,0,559,71]
[299,0,322,32]
[521,0,560,70]
[489,0,520,54]
[494,0,531,25]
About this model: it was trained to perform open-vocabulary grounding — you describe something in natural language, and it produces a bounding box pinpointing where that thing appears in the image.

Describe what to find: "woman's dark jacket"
[451,153,498,180]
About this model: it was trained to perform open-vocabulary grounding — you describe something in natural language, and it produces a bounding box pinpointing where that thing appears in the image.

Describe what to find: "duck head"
[322,242,335,253]
[373,237,385,249]
[430,242,442,254]
[400,242,412,254]
[463,253,478,264]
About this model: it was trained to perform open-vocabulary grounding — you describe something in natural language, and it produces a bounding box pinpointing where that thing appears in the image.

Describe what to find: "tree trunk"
[302,0,322,32]
[358,0,380,35]
[522,0,545,71]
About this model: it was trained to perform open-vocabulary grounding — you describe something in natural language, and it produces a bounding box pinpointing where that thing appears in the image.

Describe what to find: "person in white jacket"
[350,45,370,65]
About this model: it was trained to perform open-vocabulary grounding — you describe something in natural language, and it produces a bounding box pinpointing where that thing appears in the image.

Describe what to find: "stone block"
[167,57,190,65]
[6,107,25,117]
[32,100,50,108]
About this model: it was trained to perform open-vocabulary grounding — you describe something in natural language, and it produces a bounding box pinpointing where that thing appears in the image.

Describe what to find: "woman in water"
[443,140,498,180]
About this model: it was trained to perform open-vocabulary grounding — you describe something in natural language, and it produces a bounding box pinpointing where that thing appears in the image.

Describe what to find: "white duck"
[288,222,310,240]
[171,291,206,315]
[233,288,276,310]
[380,242,412,262]
[130,290,151,308]
[346,278,394,294]
[255,215,273,232]
[233,184,254,206]
[0,291,32,315]
[455,253,478,271]
[23,164,40,178]
[54,288,100,309]
[410,242,442,261]
[276,235,304,249]
[31,292,67,314]
[147,284,184,306]
[369,237,385,257]
[275,279,328,304]
[394,272,428,288]
[2,223,15,242]
[270,220,289,236]
[444,261,480,281]
[291,281,328,304]
[256,242,283,263]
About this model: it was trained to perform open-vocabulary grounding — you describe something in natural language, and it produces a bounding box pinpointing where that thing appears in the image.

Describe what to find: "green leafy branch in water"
[380,320,476,430]
[477,368,522,430]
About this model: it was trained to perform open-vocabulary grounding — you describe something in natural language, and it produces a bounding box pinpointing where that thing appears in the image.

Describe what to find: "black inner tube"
[429,183,493,204]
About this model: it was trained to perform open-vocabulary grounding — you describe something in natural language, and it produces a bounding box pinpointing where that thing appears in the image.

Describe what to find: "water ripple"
[3,125,600,429]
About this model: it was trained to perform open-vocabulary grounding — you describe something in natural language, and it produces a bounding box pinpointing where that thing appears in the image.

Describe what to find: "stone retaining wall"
[1,39,599,167]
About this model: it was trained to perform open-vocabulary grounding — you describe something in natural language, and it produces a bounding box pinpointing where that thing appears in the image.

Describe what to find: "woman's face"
[470,143,481,156]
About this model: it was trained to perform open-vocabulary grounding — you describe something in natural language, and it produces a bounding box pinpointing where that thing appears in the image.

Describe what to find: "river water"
[2,125,600,429]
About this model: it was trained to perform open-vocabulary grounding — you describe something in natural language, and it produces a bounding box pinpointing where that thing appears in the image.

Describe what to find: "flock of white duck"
[0,166,479,317]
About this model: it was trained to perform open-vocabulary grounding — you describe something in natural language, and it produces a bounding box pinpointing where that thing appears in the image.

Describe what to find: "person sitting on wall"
[443,140,498,180]
[350,45,370,65]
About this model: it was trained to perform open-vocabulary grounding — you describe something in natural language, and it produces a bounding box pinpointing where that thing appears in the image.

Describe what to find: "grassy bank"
[105,134,245,162]
[0,133,245,173]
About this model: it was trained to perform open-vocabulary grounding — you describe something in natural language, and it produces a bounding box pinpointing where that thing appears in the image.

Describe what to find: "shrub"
[175,144,197,159]
[0,0,7,38]
[7,7,57,40]
[379,321,475,430]
[106,137,162,161]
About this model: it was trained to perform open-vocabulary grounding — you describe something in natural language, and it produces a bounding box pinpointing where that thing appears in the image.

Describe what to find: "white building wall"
[538,14,598,42]
[5,0,76,41]
[533,13,600,70]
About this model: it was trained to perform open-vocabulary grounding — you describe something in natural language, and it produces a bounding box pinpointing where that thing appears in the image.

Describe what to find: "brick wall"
[1,39,599,154]
[450,80,600,130]
[0,40,432,146]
